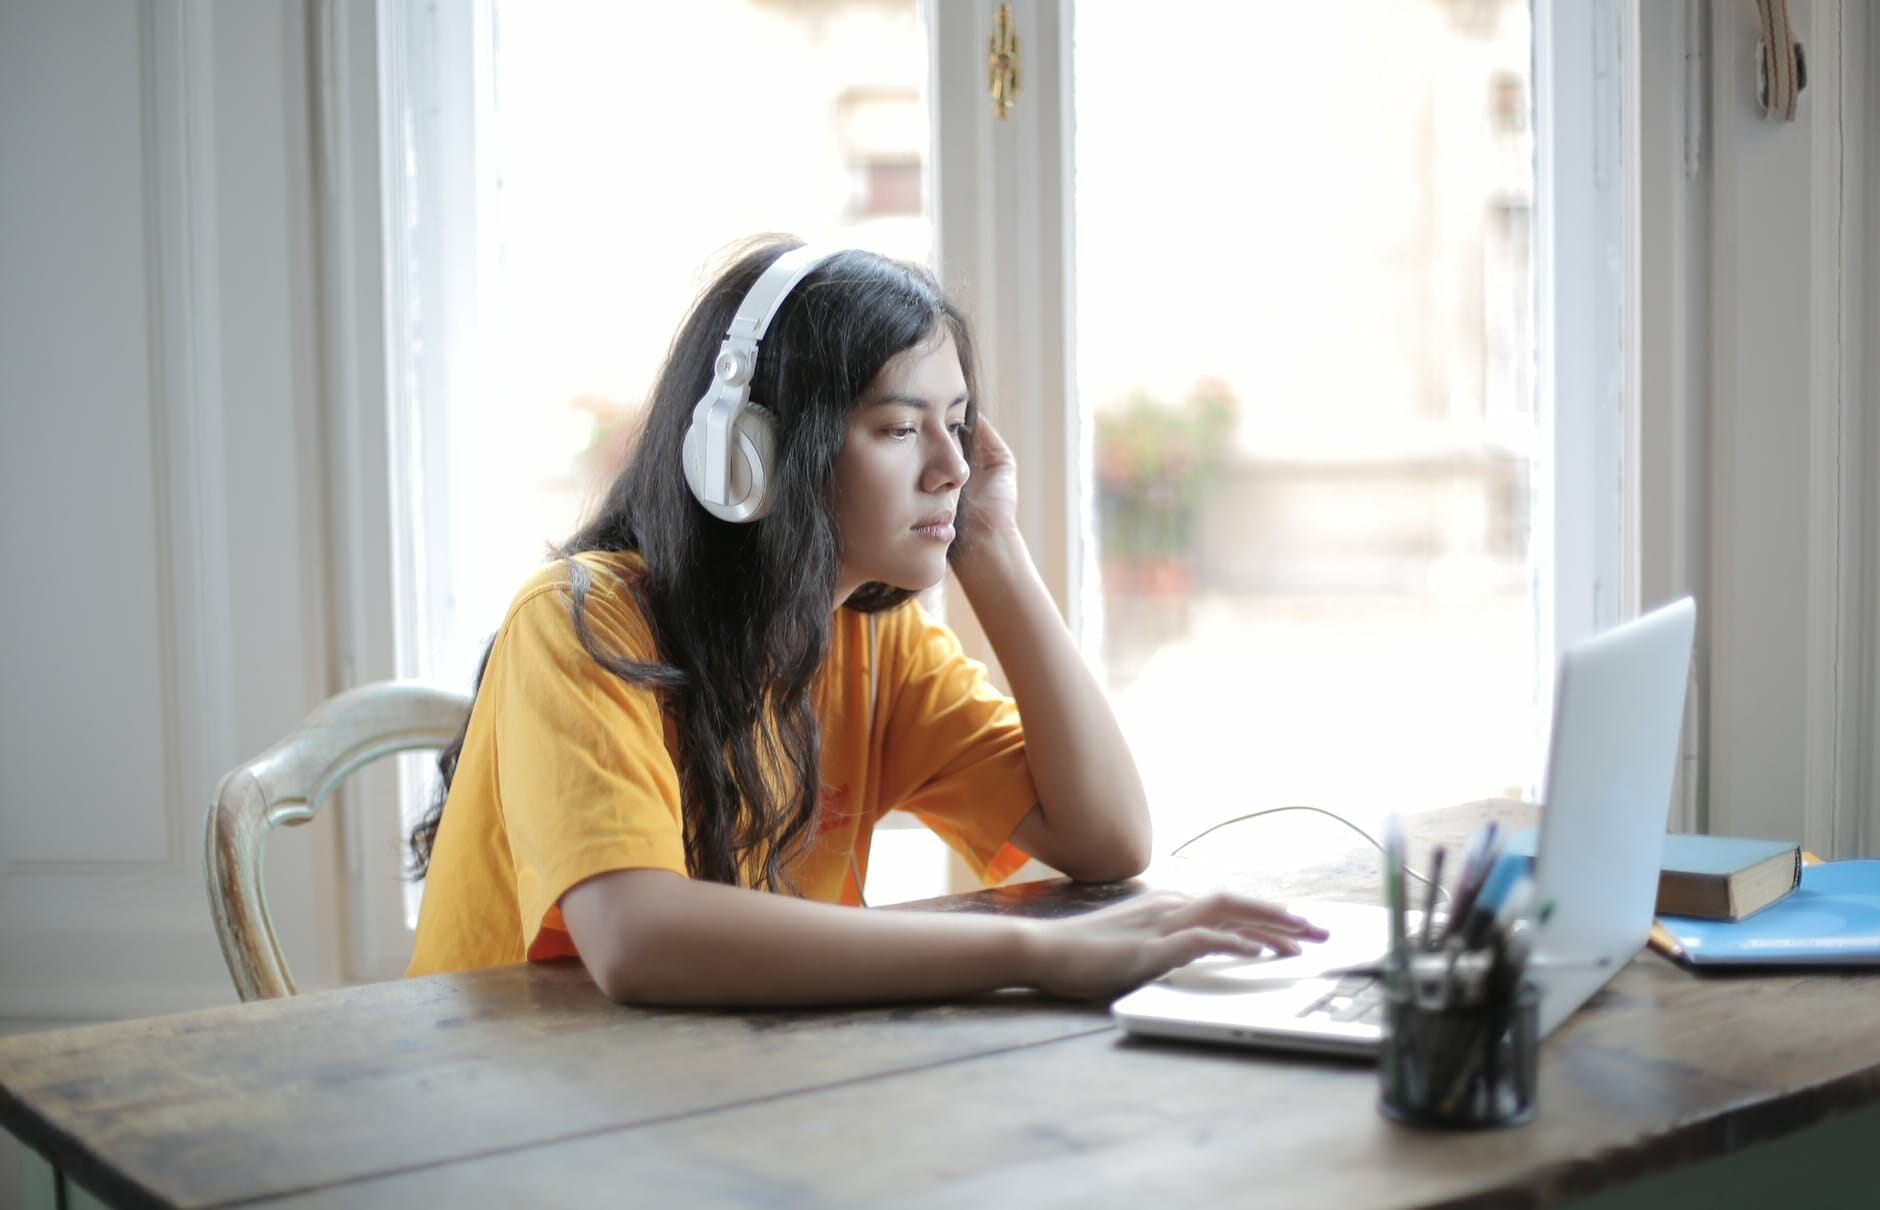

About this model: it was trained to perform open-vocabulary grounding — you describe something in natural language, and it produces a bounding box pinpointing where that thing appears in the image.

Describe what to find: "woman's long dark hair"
[409,240,981,893]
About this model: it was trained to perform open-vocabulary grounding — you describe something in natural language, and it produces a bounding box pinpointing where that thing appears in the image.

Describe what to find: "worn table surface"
[6,800,1880,1209]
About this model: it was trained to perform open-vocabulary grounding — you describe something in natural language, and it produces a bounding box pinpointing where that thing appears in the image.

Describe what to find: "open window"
[369,0,1623,949]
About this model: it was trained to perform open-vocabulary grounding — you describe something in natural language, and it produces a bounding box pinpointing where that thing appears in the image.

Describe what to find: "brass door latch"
[988,3,1020,119]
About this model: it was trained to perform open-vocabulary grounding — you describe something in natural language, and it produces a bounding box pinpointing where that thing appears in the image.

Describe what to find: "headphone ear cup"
[682,403,776,522]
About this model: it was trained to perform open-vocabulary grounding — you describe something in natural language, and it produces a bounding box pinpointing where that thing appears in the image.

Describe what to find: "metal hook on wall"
[1753,0,1806,121]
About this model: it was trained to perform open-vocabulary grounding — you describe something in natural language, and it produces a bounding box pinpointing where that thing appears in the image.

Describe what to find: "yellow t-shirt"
[407,550,1039,976]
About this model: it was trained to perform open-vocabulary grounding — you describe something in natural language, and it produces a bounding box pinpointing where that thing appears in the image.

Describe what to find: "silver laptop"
[1111,597,1697,1058]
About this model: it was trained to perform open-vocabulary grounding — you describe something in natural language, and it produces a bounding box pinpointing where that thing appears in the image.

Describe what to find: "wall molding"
[311,0,411,983]
[1863,4,1880,857]
[1801,0,1867,857]
[139,0,188,876]
[158,0,239,882]
[1837,0,1877,856]
[0,1,230,1016]
[1636,0,1713,832]
[1677,0,1875,854]
[0,1,339,1019]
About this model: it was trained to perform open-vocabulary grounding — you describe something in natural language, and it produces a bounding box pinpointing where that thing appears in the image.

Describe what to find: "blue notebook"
[1658,861,1880,966]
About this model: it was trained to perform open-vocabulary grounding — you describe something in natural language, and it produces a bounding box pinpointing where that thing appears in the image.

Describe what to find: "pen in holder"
[1378,827,1539,1128]
[1379,961,1538,1129]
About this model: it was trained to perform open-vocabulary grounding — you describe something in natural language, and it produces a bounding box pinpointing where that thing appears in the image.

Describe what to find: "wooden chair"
[204,681,470,1001]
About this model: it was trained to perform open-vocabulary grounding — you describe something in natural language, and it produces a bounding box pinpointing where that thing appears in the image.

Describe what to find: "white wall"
[1639,0,1877,854]
[0,0,349,1025]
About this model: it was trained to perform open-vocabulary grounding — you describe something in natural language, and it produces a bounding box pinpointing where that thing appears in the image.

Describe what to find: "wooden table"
[7,801,1880,1209]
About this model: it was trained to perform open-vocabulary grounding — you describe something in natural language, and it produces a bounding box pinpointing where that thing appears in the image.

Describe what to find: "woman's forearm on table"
[951,527,1152,881]
[561,867,1037,1006]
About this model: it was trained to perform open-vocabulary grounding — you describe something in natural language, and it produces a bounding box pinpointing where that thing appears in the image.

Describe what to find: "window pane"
[398,0,937,914]
[451,0,932,694]
[1074,0,1538,861]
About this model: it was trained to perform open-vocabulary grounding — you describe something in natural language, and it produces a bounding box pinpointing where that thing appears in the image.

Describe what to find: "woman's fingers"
[972,414,1011,460]
[1141,921,1331,984]
[1033,890,1337,999]
[1152,891,1331,943]
[1078,891,1332,959]
[1147,927,1273,974]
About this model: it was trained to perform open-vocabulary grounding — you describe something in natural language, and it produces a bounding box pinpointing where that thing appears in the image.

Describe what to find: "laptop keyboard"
[1296,971,1385,1026]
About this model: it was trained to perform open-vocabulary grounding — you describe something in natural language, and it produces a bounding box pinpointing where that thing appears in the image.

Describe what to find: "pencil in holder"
[1378,979,1538,1129]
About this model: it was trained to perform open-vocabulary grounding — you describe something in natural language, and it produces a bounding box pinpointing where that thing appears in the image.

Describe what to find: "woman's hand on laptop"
[1023,891,1330,1001]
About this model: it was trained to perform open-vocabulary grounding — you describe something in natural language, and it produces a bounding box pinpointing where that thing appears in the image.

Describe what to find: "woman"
[407,239,1325,1005]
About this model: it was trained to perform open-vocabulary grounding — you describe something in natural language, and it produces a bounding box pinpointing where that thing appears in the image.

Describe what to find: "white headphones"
[682,245,838,522]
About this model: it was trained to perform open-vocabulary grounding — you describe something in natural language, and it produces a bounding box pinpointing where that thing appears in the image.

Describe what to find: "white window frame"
[1534,0,1633,656]
[311,0,416,983]
[314,0,500,977]
[929,0,1084,676]
[330,0,1880,961]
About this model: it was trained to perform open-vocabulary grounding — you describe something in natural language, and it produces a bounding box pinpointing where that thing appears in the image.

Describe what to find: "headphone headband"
[726,244,833,347]
[685,245,840,519]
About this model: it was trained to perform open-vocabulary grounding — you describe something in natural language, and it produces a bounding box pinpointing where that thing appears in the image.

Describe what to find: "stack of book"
[1497,828,1880,966]
[1653,840,1880,968]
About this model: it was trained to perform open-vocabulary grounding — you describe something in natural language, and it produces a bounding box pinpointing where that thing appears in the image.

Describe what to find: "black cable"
[1170,803,1452,904]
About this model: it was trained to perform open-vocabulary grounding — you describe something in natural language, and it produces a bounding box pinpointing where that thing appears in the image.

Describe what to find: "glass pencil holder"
[1378,978,1538,1129]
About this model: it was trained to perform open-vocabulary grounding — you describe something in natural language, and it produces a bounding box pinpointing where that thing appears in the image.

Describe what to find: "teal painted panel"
[19,1143,58,1210]
[1567,1103,1880,1209]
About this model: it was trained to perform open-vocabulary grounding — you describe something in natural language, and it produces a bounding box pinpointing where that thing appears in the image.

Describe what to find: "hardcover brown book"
[1655,834,1802,921]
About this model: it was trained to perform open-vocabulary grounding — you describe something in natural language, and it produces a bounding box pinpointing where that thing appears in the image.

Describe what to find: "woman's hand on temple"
[1023,892,1331,1001]
[959,414,1020,544]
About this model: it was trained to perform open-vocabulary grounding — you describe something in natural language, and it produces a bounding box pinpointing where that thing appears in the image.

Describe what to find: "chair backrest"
[204,681,471,1001]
